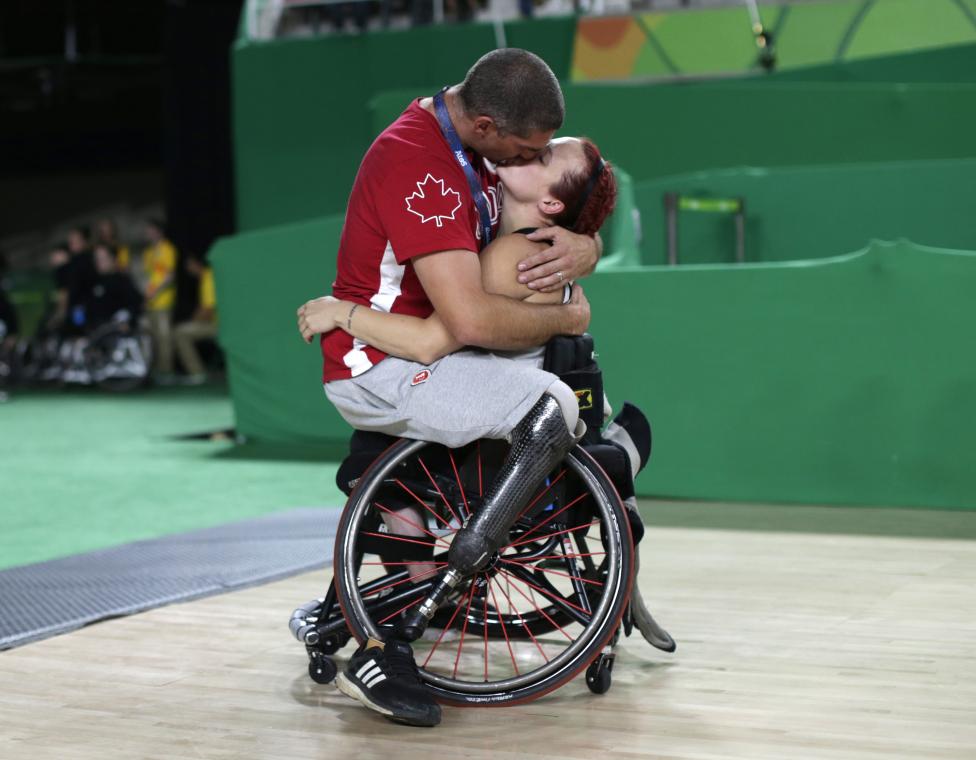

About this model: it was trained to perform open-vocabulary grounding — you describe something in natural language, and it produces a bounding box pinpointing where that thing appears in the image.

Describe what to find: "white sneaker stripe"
[356,661,381,680]
[365,672,387,688]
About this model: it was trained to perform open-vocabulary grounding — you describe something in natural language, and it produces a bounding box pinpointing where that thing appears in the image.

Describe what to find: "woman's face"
[495,137,586,207]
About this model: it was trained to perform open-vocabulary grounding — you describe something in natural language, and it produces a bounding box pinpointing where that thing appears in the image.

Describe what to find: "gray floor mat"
[0,507,340,650]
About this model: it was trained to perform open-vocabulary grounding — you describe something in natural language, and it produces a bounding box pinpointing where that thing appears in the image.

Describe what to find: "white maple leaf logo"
[405,174,462,227]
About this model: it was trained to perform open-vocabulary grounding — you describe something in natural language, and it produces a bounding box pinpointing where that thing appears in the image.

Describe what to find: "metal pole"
[735,198,745,263]
[664,192,679,266]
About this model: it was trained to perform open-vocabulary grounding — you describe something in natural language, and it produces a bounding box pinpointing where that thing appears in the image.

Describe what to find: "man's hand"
[297,295,345,344]
[519,228,601,291]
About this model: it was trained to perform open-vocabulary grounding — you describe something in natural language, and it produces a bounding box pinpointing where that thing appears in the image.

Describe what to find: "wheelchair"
[15,312,152,392]
[290,336,675,705]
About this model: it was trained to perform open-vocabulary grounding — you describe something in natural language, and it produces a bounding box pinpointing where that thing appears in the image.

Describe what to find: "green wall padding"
[586,240,976,510]
[210,220,976,510]
[632,158,976,265]
[369,80,976,186]
[232,17,575,231]
[210,216,348,443]
[559,82,976,185]
[767,41,976,82]
[233,14,976,233]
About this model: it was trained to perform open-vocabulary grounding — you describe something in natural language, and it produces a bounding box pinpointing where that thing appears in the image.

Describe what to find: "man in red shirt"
[300,49,600,727]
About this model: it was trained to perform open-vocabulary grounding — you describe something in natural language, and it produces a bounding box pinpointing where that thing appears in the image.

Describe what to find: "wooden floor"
[2,523,975,759]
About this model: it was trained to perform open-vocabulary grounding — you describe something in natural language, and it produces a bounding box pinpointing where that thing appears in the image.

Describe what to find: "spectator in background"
[62,226,98,335]
[0,253,17,398]
[95,218,132,272]
[0,252,19,351]
[142,219,177,382]
[46,242,72,331]
[173,256,218,385]
[86,243,144,330]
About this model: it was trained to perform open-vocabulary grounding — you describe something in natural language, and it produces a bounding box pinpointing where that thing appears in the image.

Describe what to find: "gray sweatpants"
[325,349,557,448]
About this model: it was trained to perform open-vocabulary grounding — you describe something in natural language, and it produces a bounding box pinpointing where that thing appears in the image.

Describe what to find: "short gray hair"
[457,49,564,137]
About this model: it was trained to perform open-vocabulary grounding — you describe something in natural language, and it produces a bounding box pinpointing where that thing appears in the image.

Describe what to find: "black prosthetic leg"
[397,393,576,640]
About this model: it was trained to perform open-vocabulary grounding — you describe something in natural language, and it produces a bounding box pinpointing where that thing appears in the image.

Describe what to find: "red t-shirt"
[322,99,501,381]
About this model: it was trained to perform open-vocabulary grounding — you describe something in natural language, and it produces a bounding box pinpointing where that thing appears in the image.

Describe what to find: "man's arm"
[412,248,589,350]
[518,228,602,292]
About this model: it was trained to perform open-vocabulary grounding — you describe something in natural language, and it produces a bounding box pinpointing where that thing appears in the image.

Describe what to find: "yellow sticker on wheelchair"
[575,388,594,410]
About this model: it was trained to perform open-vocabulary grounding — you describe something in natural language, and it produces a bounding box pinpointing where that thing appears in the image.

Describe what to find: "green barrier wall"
[233,14,976,233]
[588,240,976,510]
[370,80,976,185]
[562,82,976,184]
[767,41,976,82]
[211,223,976,510]
[210,217,348,443]
[632,158,976,265]
[232,17,575,231]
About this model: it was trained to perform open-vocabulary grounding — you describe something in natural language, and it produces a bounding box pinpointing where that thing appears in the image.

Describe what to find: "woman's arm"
[297,296,461,365]
[297,234,565,362]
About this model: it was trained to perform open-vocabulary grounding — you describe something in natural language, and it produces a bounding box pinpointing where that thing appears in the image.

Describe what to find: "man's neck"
[421,86,474,150]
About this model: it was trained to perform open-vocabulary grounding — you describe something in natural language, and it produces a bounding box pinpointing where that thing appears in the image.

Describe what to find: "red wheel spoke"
[502,552,605,563]
[500,559,603,586]
[448,450,471,520]
[477,441,483,498]
[488,580,519,676]
[361,531,438,549]
[508,490,590,546]
[378,593,428,625]
[418,457,461,525]
[497,568,591,617]
[363,566,444,597]
[506,521,599,550]
[360,561,449,567]
[496,571,576,643]
[516,469,568,521]
[423,588,469,668]
[452,582,479,679]
[482,590,489,682]
[394,478,453,529]
[374,501,451,547]
[493,573,549,662]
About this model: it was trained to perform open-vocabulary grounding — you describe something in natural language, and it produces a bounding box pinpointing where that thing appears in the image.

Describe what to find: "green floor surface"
[0,386,344,571]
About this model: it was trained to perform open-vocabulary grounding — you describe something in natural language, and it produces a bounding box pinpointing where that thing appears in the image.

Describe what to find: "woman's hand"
[297,295,349,344]
[518,228,602,291]
[565,283,591,335]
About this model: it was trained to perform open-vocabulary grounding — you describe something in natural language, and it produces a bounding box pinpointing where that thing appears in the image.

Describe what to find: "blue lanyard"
[433,89,492,249]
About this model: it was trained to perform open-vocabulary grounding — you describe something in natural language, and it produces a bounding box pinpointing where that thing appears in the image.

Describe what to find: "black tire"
[333,438,634,707]
[585,653,614,695]
[308,654,338,684]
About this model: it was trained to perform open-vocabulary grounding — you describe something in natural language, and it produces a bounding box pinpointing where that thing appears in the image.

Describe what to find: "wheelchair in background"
[12,311,152,392]
[290,336,675,705]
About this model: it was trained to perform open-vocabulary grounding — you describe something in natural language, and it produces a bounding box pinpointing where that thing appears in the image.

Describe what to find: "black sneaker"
[335,639,441,727]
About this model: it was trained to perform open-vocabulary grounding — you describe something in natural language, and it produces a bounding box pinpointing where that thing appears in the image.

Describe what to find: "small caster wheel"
[320,631,350,655]
[308,654,338,684]
[586,652,614,695]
